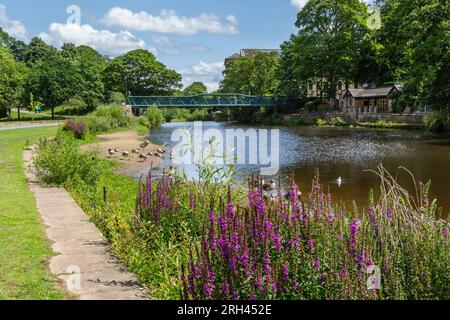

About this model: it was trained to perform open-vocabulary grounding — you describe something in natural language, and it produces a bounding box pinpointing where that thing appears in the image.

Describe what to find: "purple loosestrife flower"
[314,257,320,272]
[386,208,393,221]
[264,251,271,276]
[443,227,449,246]
[238,251,251,276]
[222,282,230,298]
[308,239,315,252]
[271,232,282,251]
[350,218,361,252]
[256,276,264,293]
[294,234,300,251]
[271,282,278,294]
[218,215,228,233]
[226,203,235,220]
[282,264,289,282]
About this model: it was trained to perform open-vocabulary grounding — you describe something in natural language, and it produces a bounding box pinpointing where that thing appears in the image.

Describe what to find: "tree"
[61,44,107,110]
[278,36,307,97]
[286,0,372,106]
[184,82,208,95]
[25,50,82,119]
[380,0,450,112]
[0,28,27,62]
[0,46,28,118]
[220,52,280,95]
[23,37,56,67]
[103,49,182,97]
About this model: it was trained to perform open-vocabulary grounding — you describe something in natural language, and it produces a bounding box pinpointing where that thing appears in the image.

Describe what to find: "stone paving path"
[23,149,148,300]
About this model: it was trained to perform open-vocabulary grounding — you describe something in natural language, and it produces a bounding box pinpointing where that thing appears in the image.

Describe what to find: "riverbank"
[79,130,163,176]
[31,128,450,299]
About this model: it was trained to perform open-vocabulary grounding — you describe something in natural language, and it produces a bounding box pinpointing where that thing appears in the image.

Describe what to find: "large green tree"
[381,0,450,111]
[23,37,56,67]
[103,49,182,97]
[61,44,107,110]
[0,46,28,118]
[0,28,27,62]
[184,82,208,95]
[25,50,82,119]
[220,52,280,95]
[285,0,373,106]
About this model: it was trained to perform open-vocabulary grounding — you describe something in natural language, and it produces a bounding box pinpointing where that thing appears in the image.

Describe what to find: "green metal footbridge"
[128,94,300,109]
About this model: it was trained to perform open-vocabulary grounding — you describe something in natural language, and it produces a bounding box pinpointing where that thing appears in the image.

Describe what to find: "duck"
[108,149,115,157]
[122,151,130,158]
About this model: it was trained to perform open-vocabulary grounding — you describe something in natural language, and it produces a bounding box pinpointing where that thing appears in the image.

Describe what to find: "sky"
[0,0,313,91]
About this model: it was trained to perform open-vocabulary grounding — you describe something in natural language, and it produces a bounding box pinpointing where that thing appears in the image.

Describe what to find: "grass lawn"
[0,126,64,300]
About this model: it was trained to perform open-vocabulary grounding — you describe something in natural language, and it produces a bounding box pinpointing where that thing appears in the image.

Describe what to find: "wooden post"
[103,186,107,202]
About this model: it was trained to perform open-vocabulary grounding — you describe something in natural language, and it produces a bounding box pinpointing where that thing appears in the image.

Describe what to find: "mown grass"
[0,126,64,300]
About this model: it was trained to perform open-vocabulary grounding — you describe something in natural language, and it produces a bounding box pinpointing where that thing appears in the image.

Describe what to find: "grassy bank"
[0,126,64,300]
[34,126,450,300]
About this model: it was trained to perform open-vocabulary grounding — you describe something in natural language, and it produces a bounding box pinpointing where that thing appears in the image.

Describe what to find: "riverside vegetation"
[33,114,450,300]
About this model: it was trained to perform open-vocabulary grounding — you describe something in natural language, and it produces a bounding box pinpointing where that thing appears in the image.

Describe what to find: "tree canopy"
[184,82,208,95]
[220,52,280,95]
[25,50,82,119]
[103,49,182,97]
[0,46,28,118]
[380,0,450,111]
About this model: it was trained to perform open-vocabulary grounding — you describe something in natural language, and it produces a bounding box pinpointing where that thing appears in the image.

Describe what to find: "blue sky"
[0,0,310,90]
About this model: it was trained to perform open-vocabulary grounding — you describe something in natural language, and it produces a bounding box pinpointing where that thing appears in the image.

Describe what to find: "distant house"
[341,86,399,114]
[224,49,282,66]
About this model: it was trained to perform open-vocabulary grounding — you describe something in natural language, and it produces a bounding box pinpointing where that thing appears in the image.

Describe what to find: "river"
[142,122,450,218]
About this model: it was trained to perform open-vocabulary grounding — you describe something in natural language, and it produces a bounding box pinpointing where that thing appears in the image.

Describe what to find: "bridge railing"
[128,94,300,108]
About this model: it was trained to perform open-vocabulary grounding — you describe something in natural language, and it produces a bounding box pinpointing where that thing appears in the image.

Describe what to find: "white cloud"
[39,23,155,57]
[0,4,28,40]
[180,61,225,92]
[290,0,309,10]
[101,7,239,35]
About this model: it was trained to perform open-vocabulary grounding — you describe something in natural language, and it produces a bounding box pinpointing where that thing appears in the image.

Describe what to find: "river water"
[142,122,450,217]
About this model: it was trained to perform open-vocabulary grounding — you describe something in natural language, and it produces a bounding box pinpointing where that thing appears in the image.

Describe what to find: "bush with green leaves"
[425,111,449,133]
[94,104,129,127]
[140,107,165,129]
[34,131,113,186]
[329,116,346,126]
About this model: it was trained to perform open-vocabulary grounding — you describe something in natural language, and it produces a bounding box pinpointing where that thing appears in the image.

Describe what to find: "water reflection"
[140,122,450,217]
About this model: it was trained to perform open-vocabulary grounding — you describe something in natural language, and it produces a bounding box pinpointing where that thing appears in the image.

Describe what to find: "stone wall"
[284,113,426,125]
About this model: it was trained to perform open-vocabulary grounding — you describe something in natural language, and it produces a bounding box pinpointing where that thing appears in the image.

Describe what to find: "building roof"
[346,86,397,99]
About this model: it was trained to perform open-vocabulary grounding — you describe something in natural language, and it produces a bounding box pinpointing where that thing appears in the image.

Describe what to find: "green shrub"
[316,118,328,126]
[140,107,165,129]
[329,116,346,126]
[34,131,112,186]
[94,104,129,128]
[82,115,117,134]
[109,92,126,104]
[425,112,448,133]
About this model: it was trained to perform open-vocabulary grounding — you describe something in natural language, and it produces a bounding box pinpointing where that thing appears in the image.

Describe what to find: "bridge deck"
[128,94,299,108]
